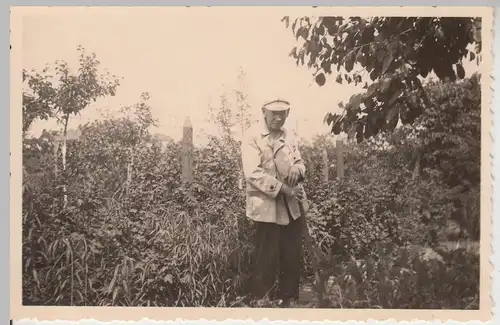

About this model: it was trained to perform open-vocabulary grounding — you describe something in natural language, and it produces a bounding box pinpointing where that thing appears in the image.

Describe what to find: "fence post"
[336,140,345,178]
[181,116,194,189]
[322,148,329,182]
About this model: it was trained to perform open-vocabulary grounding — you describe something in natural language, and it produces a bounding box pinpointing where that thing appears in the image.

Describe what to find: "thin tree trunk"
[62,114,70,209]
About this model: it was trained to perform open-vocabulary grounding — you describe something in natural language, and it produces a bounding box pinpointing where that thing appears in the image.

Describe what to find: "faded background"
[23,8,478,144]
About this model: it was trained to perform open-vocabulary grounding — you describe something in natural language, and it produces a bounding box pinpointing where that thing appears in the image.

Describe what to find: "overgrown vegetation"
[22,40,480,308]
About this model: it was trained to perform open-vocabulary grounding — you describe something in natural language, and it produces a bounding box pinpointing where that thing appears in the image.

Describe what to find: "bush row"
[22,116,479,308]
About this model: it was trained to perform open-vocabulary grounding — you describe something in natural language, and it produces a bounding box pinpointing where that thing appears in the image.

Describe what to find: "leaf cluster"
[283,16,482,142]
[23,45,121,133]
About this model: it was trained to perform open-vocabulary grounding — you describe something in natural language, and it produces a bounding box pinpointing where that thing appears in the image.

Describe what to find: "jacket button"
[270,185,275,190]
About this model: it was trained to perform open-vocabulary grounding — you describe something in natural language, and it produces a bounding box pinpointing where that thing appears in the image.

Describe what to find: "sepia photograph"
[11,5,493,322]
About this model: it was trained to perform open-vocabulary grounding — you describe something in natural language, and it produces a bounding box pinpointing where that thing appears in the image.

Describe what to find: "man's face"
[263,108,289,131]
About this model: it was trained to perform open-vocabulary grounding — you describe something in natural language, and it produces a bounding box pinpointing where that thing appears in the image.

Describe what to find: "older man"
[241,99,308,306]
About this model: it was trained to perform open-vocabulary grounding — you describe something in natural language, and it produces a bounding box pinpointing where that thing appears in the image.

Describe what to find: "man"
[241,98,308,306]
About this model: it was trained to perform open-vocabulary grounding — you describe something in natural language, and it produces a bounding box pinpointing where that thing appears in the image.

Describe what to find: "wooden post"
[181,116,194,187]
[322,148,329,182]
[336,140,345,178]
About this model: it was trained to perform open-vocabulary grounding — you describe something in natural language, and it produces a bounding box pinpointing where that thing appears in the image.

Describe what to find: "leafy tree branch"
[23,45,122,136]
[282,16,482,143]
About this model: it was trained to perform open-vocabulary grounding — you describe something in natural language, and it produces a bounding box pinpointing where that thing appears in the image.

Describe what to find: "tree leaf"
[386,103,400,123]
[386,106,400,132]
[456,63,465,79]
[281,16,290,28]
[348,123,358,140]
[292,18,298,33]
[379,77,392,94]
[363,97,376,110]
[299,48,306,65]
[381,51,393,76]
[472,18,481,43]
[349,94,363,111]
[296,26,309,40]
[324,112,333,125]
[321,60,332,74]
[399,101,412,124]
[356,124,364,143]
[388,89,402,106]
[316,24,325,36]
[345,52,355,73]
[315,73,326,86]
[332,121,342,135]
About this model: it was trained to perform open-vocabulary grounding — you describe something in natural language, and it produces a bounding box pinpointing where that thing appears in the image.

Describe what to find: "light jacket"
[241,120,309,225]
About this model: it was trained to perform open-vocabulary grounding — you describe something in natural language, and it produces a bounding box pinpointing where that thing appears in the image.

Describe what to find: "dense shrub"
[22,76,481,308]
[321,244,479,309]
[300,137,454,258]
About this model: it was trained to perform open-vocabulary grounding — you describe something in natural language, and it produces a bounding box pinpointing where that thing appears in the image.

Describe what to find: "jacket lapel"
[273,138,285,156]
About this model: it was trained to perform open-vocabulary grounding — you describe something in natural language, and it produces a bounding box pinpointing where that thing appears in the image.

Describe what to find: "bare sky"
[22,7,479,145]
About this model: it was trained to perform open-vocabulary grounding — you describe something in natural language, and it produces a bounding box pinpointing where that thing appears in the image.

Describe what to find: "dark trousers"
[250,215,303,302]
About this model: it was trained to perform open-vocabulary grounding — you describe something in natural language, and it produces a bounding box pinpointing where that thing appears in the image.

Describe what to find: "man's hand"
[286,165,302,187]
[279,184,306,201]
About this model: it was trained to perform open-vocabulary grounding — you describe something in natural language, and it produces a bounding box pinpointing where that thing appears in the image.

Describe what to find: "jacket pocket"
[248,190,277,221]
[247,193,264,217]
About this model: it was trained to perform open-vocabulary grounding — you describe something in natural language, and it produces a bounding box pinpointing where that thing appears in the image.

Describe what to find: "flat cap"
[262,99,291,111]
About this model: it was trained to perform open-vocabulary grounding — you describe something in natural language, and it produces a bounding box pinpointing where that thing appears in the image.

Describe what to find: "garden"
[22,17,482,309]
